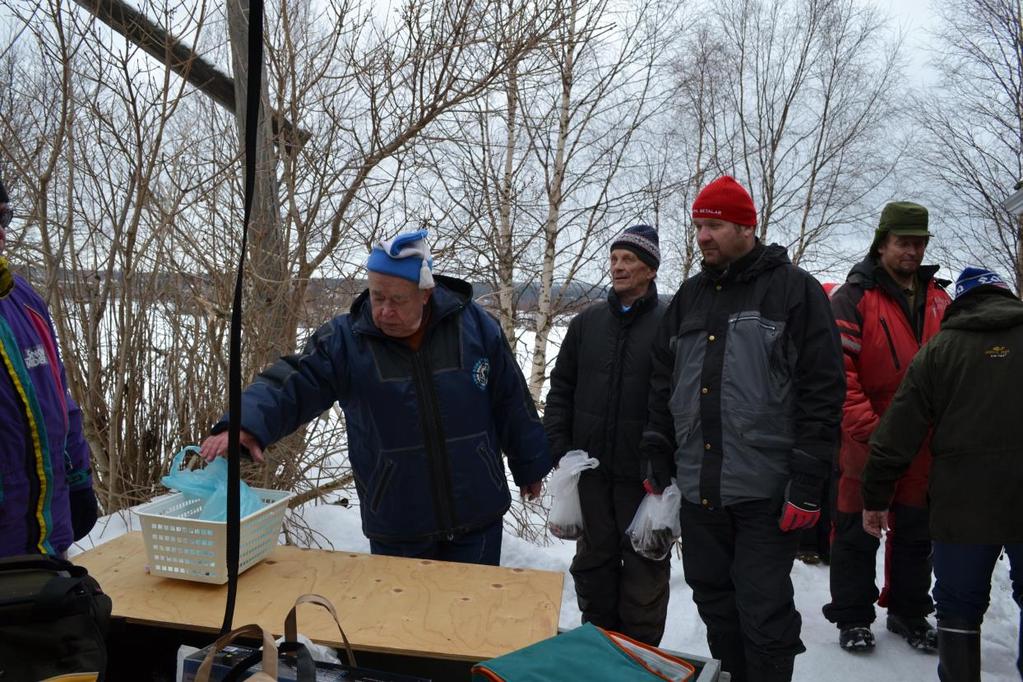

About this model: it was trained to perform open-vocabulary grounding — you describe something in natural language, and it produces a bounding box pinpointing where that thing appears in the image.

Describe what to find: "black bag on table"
[190,594,430,682]
[0,553,112,681]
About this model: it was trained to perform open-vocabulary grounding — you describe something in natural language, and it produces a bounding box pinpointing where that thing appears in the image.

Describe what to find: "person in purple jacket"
[0,177,98,557]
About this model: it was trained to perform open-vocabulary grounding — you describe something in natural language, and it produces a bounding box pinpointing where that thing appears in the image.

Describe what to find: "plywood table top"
[75,532,563,662]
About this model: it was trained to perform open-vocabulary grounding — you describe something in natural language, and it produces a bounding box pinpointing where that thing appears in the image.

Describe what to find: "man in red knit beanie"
[640,175,845,681]
[691,175,757,228]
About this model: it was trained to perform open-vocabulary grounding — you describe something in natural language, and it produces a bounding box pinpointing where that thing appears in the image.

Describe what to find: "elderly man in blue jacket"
[201,230,551,565]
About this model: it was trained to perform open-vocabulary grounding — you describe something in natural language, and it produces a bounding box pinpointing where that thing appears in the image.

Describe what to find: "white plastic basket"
[135,487,294,584]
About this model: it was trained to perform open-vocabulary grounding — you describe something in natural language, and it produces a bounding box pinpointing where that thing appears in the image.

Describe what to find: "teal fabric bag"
[471,623,695,681]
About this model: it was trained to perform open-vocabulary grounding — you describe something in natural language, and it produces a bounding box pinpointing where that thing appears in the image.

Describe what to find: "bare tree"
[519,0,679,400]
[704,0,904,270]
[0,0,203,510]
[0,0,562,516]
[406,54,549,344]
[226,0,290,378]
[916,0,1023,292]
[639,21,732,288]
[402,0,679,404]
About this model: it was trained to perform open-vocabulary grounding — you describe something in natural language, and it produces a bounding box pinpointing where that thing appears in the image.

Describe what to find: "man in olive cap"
[824,202,952,652]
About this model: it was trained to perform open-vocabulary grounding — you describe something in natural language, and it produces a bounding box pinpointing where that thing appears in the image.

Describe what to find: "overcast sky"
[879,0,940,86]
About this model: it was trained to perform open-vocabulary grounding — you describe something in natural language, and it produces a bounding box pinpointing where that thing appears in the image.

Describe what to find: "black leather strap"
[221,0,265,636]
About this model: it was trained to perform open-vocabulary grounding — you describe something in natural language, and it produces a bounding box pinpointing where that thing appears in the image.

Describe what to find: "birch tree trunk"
[527,0,576,401]
[496,59,520,342]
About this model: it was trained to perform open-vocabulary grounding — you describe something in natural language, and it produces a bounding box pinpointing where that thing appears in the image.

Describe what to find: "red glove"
[778,475,822,532]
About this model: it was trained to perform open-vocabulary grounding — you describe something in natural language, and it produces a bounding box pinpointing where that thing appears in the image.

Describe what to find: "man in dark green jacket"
[863,266,1023,682]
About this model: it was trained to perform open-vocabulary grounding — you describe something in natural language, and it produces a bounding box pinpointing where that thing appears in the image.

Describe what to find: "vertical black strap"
[221,0,265,636]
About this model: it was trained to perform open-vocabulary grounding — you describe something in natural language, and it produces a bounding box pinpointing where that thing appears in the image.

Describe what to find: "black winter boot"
[937,619,981,682]
[887,613,938,651]
[838,624,875,651]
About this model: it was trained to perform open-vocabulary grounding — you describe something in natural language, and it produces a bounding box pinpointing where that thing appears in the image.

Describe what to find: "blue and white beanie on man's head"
[954,266,1011,298]
[610,224,660,269]
[367,229,435,289]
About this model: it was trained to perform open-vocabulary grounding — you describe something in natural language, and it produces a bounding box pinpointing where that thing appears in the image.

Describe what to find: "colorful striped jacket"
[0,274,93,556]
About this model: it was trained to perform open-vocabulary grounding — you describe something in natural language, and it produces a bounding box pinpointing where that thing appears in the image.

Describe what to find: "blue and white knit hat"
[954,266,1012,298]
[366,229,435,289]
[610,224,660,269]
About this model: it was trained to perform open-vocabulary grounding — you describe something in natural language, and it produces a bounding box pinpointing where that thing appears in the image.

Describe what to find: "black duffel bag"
[0,553,112,681]
[192,594,430,682]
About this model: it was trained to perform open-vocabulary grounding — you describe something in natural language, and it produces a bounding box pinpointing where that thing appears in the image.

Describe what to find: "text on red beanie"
[692,175,757,227]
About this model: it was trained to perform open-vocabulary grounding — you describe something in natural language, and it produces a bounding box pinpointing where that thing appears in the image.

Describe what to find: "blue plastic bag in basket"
[161,446,264,521]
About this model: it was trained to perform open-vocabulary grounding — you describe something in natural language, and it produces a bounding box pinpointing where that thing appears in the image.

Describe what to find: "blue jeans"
[933,542,1022,678]
[369,519,503,565]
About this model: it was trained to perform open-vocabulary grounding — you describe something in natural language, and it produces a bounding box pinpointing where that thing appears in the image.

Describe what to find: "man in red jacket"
[823,202,951,652]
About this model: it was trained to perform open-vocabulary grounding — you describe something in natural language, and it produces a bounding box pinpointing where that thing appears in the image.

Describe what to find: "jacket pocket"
[368,458,396,514]
[731,408,794,451]
[446,430,507,491]
[669,318,708,404]
[476,438,505,490]
[878,317,902,370]
[670,409,700,448]
[723,312,791,407]
[446,431,509,529]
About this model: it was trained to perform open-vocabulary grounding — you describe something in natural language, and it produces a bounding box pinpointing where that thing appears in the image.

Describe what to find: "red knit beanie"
[692,175,757,227]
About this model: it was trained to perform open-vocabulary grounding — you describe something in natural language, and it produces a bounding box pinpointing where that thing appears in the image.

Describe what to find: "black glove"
[551,445,568,470]
[641,435,675,495]
[70,487,99,541]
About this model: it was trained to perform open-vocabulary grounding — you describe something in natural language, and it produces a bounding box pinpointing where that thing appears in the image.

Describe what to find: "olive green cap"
[871,201,931,254]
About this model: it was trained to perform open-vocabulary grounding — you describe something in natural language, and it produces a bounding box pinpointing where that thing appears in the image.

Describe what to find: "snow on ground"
[71,502,1019,681]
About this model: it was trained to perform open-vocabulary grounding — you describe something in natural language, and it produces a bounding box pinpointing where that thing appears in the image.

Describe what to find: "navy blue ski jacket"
[215,275,551,542]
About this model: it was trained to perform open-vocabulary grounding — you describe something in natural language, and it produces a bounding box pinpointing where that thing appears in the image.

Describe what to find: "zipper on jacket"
[728,312,773,331]
[730,313,777,331]
[605,321,628,468]
[878,317,902,370]
[411,350,456,535]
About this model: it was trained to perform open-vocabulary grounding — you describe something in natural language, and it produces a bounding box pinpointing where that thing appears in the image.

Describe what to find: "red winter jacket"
[830,258,951,512]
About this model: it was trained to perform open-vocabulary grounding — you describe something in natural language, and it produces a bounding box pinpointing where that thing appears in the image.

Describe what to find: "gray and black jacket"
[544,282,665,480]
[641,242,845,508]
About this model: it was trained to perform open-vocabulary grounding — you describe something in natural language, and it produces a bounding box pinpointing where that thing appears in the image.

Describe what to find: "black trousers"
[680,498,804,682]
[823,504,934,627]
[570,468,671,646]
